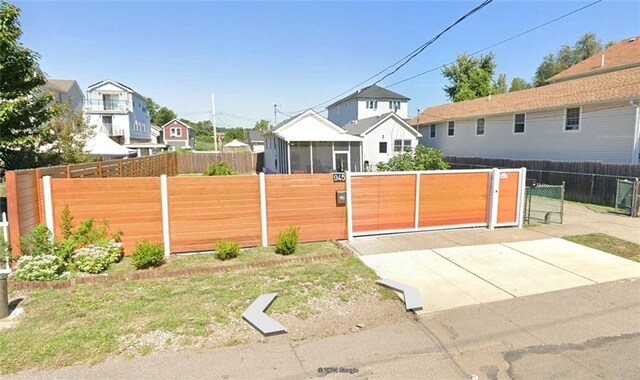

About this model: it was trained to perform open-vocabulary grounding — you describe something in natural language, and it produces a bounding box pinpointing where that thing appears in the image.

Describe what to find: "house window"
[476,118,485,135]
[394,139,402,152]
[429,124,436,139]
[448,121,455,136]
[366,100,377,109]
[389,100,401,112]
[170,127,182,137]
[565,107,580,131]
[379,142,387,153]
[514,113,525,134]
[403,139,412,152]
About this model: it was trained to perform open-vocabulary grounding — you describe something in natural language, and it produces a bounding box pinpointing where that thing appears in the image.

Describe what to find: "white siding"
[362,118,419,169]
[358,99,408,120]
[327,100,358,127]
[328,99,409,126]
[418,102,637,163]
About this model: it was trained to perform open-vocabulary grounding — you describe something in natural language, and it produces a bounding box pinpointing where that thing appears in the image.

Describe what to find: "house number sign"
[333,173,346,182]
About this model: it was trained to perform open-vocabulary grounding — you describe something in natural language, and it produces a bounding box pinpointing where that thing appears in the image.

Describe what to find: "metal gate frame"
[345,167,526,240]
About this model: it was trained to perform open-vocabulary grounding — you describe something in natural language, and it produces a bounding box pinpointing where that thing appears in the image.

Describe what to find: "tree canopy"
[509,77,531,92]
[442,53,497,102]
[253,119,271,132]
[223,127,246,143]
[533,32,606,86]
[145,97,177,126]
[0,1,56,171]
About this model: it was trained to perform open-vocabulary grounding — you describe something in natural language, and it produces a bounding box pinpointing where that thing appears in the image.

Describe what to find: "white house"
[411,37,640,164]
[342,112,421,171]
[246,130,265,153]
[263,109,363,174]
[39,79,84,113]
[327,84,410,127]
[84,80,152,145]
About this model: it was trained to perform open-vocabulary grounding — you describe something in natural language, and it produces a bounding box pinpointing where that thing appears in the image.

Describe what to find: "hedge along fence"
[36,173,347,255]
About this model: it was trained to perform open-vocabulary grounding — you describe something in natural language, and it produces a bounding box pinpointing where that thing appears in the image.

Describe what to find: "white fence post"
[160,174,171,256]
[346,171,353,242]
[1,213,9,272]
[487,168,500,230]
[414,173,421,229]
[259,172,268,247]
[517,167,527,228]
[42,176,55,239]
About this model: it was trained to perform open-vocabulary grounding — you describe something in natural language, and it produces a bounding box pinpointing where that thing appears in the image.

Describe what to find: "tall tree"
[442,53,497,102]
[253,119,271,132]
[146,97,159,122]
[509,77,531,92]
[533,32,605,86]
[181,119,213,136]
[153,107,176,126]
[0,1,56,171]
[223,127,246,143]
[493,73,507,94]
[40,106,94,165]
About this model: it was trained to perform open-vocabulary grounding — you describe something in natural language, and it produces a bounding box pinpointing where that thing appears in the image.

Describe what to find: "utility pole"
[416,108,420,132]
[273,103,277,127]
[211,92,218,151]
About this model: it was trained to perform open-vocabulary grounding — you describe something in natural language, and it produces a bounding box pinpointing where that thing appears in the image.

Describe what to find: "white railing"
[0,212,9,274]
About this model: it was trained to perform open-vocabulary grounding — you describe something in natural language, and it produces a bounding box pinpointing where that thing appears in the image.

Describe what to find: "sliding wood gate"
[348,168,526,237]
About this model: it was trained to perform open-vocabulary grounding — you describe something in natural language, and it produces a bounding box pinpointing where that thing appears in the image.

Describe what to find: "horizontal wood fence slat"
[446,156,640,207]
[177,152,263,174]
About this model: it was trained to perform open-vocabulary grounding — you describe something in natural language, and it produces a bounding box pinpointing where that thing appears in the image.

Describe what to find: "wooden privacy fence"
[350,169,524,236]
[446,156,640,207]
[177,152,263,174]
[7,169,525,256]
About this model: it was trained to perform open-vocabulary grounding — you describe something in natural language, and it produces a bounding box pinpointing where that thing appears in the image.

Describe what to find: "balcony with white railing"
[84,99,130,112]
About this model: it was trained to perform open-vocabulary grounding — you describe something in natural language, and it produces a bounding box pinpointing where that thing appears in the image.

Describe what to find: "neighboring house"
[150,125,162,144]
[327,84,410,127]
[39,79,84,113]
[343,112,421,171]
[263,109,363,174]
[162,119,196,150]
[411,36,640,164]
[84,80,152,145]
[246,130,265,153]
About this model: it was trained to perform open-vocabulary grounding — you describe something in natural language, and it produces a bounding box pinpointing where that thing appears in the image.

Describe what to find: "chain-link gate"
[616,179,640,217]
[524,181,564,224]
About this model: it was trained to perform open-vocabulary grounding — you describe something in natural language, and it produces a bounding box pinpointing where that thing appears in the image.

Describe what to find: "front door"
[334,152,348,172]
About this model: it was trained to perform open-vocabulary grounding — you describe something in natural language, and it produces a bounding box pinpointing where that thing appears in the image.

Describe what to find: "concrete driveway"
[360,238,640,314]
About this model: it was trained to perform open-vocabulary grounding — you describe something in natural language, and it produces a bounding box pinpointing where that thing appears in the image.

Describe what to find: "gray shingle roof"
[342,113,391,136]
[247,129,264,142]
[327,85,410,109]
[44,79,77,93]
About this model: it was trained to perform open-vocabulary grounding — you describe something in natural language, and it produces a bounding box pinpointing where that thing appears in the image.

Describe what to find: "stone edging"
[10,250,353,291]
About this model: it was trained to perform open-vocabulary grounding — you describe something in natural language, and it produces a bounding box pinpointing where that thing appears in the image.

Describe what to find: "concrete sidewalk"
[345,202,639,256]
[9,279,640,379]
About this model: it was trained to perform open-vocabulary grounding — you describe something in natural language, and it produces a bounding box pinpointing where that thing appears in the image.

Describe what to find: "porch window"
[312,142,333,173]
[350,142,361,172]
[290,141,311,173]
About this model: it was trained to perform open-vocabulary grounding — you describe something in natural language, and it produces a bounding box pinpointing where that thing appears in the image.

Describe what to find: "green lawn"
[563,233,640,263]
[1,255,389,374]
[107,242,343,275]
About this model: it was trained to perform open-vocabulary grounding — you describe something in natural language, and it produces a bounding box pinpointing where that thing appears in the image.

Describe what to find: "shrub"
[0,238,11,271]
[20,224,55,256]
[376,145,449,172]
[60,204,74,240]
[275,226,299,255]
[131,240,164,269]
[13,255,66,281]
[214,239,240,260]
[55,238,76,262]
[203,161,233,176]
[71,239,123,274]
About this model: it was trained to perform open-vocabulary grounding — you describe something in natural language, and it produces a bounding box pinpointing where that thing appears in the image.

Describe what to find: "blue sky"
[15,0,640,127]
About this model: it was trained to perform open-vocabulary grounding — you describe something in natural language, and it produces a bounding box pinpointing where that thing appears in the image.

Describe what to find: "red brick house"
[161,119,195,150]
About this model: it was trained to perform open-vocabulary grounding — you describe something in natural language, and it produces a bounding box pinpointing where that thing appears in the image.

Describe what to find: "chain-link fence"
[524,182,564,224]
[616,179,640,217]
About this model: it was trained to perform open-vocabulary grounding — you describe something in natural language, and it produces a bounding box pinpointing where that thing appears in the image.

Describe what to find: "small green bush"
[13,255,67,281]
[203,161,233,176]
[71,239,123,274]
[214,239,240,260]
[131,240,165,269]
[20,224,55,256]
[275,226,299,255]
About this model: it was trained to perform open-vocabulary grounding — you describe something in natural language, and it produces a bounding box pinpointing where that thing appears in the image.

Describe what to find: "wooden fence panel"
[497,171,520,225]
[419,172,489,227]
[351,175,416,233]
[167,176,262,252]
[177,152,262,174]
[5,170,42,253]
[50,178,163,254]
[266,174,347,244]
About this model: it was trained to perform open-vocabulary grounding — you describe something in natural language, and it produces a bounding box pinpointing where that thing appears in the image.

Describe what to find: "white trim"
[562,106,582,133]
[287,142,291,174]
[352,223,487,237]
[351,169,493,176]
[517,167,527,228]
[632,102,640,164]
[42,176,55,239]
[513,113,526,135]
[488,168,500,230]
[475,117,486,136]
[160,175,171,256]
[0,212,8,273]
[414,173,420,229]
[346,171,353,241]
[360,113,422,138]
[495,222,519,227]
[259,173,268,247]
[160,118,192,130]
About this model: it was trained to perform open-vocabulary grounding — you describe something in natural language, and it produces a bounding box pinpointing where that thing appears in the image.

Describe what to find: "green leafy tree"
[442,53,497,102]
[181,118,213,136]
[509,77,531,92]
[493,73,507,94]
[533,32,605,86]
[377,145,449,171]
[40,103,94,165]
[223,127,246,143]
[253,119,271,132]
[146,97,159,122]
[0,1,57,171]
[153,106,176,126]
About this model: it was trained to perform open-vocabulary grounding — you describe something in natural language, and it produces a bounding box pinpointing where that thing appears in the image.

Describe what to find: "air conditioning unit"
[118,104,126,111]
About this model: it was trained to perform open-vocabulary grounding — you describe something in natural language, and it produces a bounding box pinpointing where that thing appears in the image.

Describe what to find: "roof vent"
[629,37,637,42]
